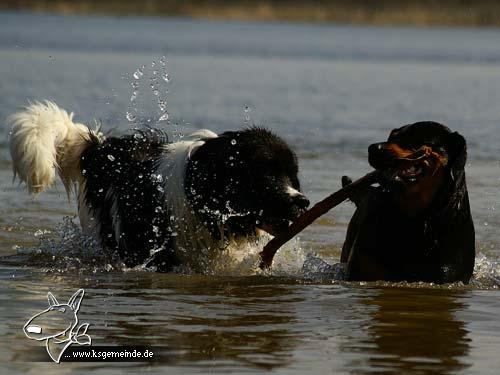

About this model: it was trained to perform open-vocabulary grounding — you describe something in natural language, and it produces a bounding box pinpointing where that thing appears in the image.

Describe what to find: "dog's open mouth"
[378,159,429,189]
[373,146,435,187]
[399,164,423,178]
[393,161,427,183]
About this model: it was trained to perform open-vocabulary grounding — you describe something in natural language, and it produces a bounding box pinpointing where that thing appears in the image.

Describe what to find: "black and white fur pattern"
[9,102,309,272]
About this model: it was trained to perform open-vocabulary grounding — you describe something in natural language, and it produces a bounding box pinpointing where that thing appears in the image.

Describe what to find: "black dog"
[341,122,475,283]
[9,102,309,272]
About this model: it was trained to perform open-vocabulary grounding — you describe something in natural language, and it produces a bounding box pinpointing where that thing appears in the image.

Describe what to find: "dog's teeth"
[400,165,422,177]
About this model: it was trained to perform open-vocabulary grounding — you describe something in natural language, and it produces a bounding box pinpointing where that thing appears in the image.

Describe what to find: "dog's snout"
[292,193,310,210]
[26,325,42,334]
[368,142,392,168]
[368,142,386,155]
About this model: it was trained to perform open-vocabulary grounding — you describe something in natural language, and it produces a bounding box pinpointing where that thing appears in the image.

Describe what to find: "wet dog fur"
[341,122,475,283]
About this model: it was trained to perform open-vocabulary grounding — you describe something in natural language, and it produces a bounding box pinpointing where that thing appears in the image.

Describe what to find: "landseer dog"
[341,122,475,284]
[9,101,309,272]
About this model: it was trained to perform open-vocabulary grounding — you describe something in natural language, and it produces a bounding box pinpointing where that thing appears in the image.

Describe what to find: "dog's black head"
[368,121,467,215]
[185,127,309,238]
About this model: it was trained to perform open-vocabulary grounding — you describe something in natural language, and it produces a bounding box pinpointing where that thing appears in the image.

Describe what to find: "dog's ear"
[68,289,85,313]
[47,292,59,307]
[445,131,467,180]
[388,126,403,141]
[387,123,412,141]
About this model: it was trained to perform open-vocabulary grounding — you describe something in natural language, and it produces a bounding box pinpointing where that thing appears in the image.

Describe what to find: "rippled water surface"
[0,11,499,374]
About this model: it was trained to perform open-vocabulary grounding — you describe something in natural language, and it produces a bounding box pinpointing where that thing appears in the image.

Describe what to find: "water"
[1,11,500,374]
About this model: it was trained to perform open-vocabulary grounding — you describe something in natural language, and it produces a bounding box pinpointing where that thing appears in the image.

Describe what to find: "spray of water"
[4,216,497,289]
[11,217,123,274]
[126,57,172,129]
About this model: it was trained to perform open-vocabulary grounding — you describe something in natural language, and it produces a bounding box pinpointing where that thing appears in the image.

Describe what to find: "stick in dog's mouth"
[259,170,381,269]
[386,146,439,184]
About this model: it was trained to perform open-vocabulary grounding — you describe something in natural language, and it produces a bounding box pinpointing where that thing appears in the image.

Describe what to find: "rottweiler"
[341,122,475,283]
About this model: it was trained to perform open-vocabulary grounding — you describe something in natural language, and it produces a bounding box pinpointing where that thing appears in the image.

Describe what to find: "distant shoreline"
[2,0,500,27]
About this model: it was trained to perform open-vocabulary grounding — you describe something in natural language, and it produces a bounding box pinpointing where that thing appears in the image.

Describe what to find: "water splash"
[299,252,500,288]
[169,233,307,277]
[7,217,123,274]
[158,112,170,122]
[126,56,173,127]
[3,217,498,289]
[132,66,144,80]
[301,254,346,280]
[471,252,500,288]
[243,105,251,125]
[126,109,136,123]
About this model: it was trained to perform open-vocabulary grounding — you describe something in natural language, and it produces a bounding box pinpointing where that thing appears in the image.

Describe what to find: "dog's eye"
[58,307,66,313]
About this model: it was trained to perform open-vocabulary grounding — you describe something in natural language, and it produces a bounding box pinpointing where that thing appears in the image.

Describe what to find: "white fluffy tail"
[9,101,102,195]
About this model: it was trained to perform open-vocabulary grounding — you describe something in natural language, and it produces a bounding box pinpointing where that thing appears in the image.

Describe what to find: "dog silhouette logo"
[23,289,92,363]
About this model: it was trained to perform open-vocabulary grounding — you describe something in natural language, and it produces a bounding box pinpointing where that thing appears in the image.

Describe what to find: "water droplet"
[152,225,159,233]
[162,73,170,82]
[130,91,138,102]
[133,68,143,79]
[243,105,250,123]
[107,154,115,162]
[98,188,104,193]
[152,89,159,96]
[231,139,237,145]
[34,229,48,237]
[126,111,136,122]
[138,173,143,179]
[158,99,167,111]
[155,206,163,213]
[158,112,169,122]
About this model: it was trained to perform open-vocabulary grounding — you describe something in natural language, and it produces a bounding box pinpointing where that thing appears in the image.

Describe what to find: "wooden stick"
[259,170,380,269]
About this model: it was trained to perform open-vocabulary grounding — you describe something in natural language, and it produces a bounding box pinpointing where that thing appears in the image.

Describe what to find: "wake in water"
[0,217,307,276]
[1,216,498,289]
[3,217,122,274]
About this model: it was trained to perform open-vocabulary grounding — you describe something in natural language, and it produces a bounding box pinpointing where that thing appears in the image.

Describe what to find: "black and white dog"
[9,101,309,272]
